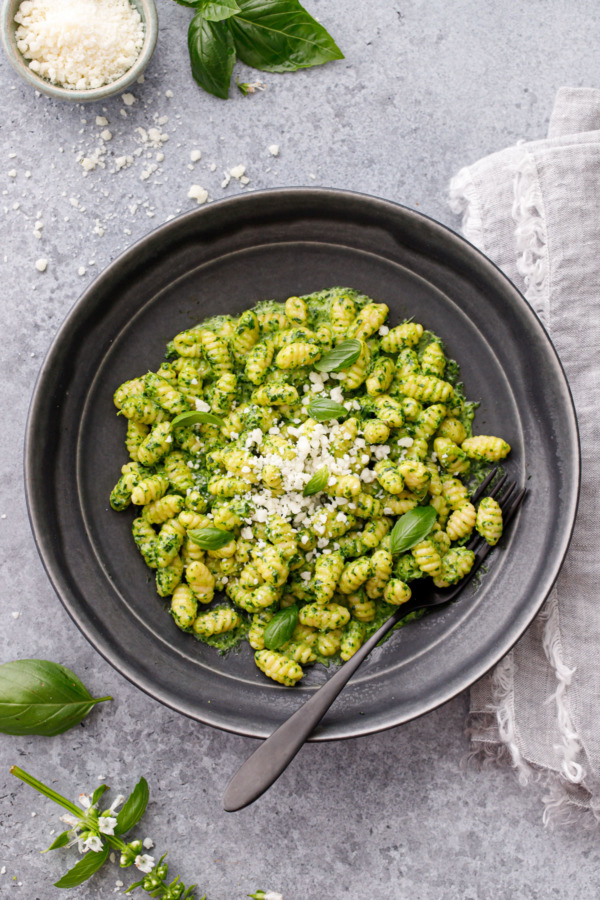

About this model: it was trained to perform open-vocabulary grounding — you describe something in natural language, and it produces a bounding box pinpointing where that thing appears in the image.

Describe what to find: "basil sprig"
[187,527,235,549]
[390,507,438,556]
[303,467,329,497]
[263,606,299,650]
[314,339,361,373]
[307,398,348,422]
[0,660,112,737]
[171,410,224,428]
[181,0,344,99]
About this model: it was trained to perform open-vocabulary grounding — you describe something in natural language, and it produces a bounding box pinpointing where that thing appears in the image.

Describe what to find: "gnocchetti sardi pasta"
[110,287,511,687]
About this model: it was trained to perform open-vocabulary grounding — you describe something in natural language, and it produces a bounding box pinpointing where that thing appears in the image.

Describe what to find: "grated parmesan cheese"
[14,0,145,91]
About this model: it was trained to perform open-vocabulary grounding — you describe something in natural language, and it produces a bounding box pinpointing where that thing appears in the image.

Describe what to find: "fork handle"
[222,607,405,812]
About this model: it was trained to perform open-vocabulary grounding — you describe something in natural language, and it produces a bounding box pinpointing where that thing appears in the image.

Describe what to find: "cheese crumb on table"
[230,164,246,179]
[187,185,208,204]
[122,92,136,106]
[190,149,202,162]
[35,258,48,272]
[268,144,280,156]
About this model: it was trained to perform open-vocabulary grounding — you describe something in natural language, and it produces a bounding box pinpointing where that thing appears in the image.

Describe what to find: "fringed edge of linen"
[448,165,486,250]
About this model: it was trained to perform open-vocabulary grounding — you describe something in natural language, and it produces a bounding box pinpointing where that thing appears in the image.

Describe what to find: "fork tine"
[486,471,508,500]
[471,466,498,504]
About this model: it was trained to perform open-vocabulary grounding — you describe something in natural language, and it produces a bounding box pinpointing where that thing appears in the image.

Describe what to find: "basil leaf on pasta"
[313,339,361,372]
[390,507,438,556]
[187,527,235,549]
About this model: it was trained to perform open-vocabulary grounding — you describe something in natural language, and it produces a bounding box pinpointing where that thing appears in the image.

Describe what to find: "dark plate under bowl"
[25,188,579,740]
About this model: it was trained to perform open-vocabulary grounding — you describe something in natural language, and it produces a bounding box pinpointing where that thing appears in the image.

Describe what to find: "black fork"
[223,468,526,812]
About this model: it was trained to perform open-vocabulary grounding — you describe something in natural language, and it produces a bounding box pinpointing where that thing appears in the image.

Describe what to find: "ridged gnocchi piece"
[193,607,241,637]
[325,473,362,499]
[396,460,431,494]
[137,422,172,467]
[125,420,150,461]
[374,459,404,494]
[110,462,145,511]
[131,472,169,507]
[363,419,390,444]
[347,302,389,340]
[316,629,343,657]
[360,517,393,550]
[366,357,395,396]
[433,437,470,476]
[399,396,422,422]
[252,545,289,586]
[381,491,419,516]
[199,330,233,375]
[441,477,469,509]
[421,340,446,377]
[248,610,274,650]
[381,322,424,351]
[275,341,321,370]
[132,517,158,568]
[170,584,198,629]
[461,435,511,461]
[342,340,370,390]
[383,579,412,605]
[313,551,345,605]
[114,377,145,409]
[412,540,443,578]
[298,603,351,630]
[255,649,303,686]
[144,372,191,416]
[340,621,366,661]
[285,295,308,324]
[373,395,405,428]
[251,383,300,406]
[353,492,383,519]
[476,496,503,545]
[210,373,237,416]
[281,640,317,665]
[446,502,477,541]
[365,548,393,598]
[176,359,204,399]
[338,556,373,594]
[120,395,168,425]
[164,451,196,494]
[348,591,377,621]
[398,374,454,403]
[156,554,183,597]
[331,294,357,342]
[173,328,204,357]
[434,547,475,588]
[245,339,275,385]
[436,416,467,445]
[185,561,215,603]
[413,404,447,440]
[143,493,185,524]
[231,310,260,361]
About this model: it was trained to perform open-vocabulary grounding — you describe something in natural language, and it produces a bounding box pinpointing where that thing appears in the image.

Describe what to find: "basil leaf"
[174,0,203,6]
[171,410,224,428]
[116,777,150,835]
[197,0,241,19]
[54,844,109,888]
[44,830,72,853]
[307,398,348,422]
[188,13,236,99]
[0,660,112,737]
[187,527,235,549]
[264,606,299,650]
[230,0,344,73]
[314,339,361,373]
[303,467,328,497]
[390,506,438,556]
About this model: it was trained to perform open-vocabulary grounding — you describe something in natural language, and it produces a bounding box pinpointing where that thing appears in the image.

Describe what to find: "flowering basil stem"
[9,766,202,898]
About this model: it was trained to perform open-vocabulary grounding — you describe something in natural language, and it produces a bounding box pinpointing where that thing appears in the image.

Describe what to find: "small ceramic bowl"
[1,0,158,103]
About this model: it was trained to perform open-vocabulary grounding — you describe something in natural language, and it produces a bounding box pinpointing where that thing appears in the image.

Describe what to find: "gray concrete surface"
[1,0,600,897]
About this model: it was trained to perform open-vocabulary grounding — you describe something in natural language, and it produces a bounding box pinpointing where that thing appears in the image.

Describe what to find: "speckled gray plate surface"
[24,188,579,740]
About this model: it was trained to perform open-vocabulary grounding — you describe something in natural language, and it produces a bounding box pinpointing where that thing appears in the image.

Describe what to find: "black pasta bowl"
[25,188,579,740]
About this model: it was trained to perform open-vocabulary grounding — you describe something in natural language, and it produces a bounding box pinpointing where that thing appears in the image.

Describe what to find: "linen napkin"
[448,87,600,825]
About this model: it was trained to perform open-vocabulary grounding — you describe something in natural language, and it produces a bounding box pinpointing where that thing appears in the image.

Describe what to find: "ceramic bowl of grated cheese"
[1,0,158,102]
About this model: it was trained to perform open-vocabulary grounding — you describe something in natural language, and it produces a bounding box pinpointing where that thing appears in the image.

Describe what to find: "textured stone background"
[2,1,600,897]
